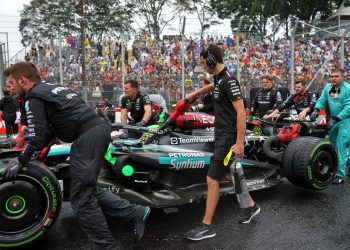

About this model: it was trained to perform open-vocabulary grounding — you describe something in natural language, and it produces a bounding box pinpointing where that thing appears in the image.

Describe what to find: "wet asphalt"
[12,178,350,250]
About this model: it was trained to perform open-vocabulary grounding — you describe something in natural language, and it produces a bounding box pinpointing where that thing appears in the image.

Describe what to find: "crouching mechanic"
[184,44,260,241]
[120,79,154,138]
[263,79,317,120]
[309,68,350,184]
[2,62,150,250]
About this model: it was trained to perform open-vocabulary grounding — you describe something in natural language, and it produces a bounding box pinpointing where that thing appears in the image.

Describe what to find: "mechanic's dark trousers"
[70,122,146,250]
[4,120,18,137]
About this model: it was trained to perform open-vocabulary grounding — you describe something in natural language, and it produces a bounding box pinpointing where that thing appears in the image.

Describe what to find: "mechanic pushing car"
[191,76,214,113]
[263,78,317,120]
[2,62,150,250]
[309,68,350,184]
[250,75,283,118]
[120,79,155,138]
[184,44,260,241]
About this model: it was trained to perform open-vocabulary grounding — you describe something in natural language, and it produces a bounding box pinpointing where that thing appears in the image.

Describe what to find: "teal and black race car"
[0,100,337,248]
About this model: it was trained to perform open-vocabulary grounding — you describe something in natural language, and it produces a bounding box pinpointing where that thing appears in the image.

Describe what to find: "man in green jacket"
[310,68,350,184]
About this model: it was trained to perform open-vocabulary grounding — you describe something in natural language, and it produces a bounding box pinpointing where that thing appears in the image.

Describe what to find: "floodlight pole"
[290,19,299,94]
[79,0,86,89]
[56,22,64,86]
[122,32,125,90]
[340,25,350,69]
[0,32,9,67]
[236,17,243,84]
[0,42,5,95]
[6,33,8,67]
[181,16,186,99]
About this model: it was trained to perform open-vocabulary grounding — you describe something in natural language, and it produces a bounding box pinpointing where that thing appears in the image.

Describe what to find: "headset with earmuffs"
[205,49,217,68]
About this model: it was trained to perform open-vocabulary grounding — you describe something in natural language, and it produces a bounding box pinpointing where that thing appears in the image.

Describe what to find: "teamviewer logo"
[170,137,179,145]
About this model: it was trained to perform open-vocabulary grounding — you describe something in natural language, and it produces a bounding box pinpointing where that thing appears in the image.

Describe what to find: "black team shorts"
[207,136,237,181]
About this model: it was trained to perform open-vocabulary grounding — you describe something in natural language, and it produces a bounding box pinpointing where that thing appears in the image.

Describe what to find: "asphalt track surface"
[9,178,350,250]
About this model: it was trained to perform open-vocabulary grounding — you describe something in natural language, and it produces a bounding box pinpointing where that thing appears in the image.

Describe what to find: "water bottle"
[229,160,251,209]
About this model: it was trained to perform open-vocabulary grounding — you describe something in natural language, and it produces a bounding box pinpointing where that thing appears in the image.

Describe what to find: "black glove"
[135,120,146,127]
[325,117,340,130]
[2,158,23,180]
[191,105,200,112]
[309,110,319,121]
[325,120,334,130]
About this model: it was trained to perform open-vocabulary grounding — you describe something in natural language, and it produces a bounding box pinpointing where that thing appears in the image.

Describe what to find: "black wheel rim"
[0,176,49,234]
[312,149,335,184]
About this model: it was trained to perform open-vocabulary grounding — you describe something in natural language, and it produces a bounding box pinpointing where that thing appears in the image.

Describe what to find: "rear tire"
[282,137,337,190]
[0,160,62,248]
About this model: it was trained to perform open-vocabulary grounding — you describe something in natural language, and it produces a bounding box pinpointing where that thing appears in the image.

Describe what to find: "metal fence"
[8,48,27,66]
[0,32,10,93]
[0,42,6,93]
[15,18,350,109]
[234,18,350,98]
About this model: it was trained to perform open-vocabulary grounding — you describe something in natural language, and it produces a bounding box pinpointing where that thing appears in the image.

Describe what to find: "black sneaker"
[134,206,150,242]
[332,177,344,185]
[184,223,216,241]
[238,203,261,224]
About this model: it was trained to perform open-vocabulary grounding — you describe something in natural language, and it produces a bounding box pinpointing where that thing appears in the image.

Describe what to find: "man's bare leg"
[202,176,220,225]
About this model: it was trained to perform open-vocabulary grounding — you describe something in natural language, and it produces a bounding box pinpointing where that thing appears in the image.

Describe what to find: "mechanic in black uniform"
[191,77,214,113]
[0,87,18,137]
[120,79,154,138]
[263,79,317,120]
[2,62,150,250]
[250,75,283,118]
[6,80,28,132]
[95,96,115,123]
[184,44,260,241]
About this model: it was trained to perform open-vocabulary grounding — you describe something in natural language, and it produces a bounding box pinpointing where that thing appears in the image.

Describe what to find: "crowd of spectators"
[24,32,350,109]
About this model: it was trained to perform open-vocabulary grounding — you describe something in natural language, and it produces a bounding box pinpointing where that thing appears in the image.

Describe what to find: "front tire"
[282,137,337,190]
[0,160,62,248]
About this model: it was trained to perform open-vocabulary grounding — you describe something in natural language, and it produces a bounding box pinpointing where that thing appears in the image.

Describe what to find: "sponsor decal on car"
[168,152,205,157]
[158,157,210,170]
[170,137,214,145]
[134,180,148,183]
[97,185,120,194]
[147,128,164,134]
[246,179,266,186]
[193,114,215,124]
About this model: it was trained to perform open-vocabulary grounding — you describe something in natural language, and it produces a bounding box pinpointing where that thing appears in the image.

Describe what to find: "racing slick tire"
[0,160,62,248]
[282,137,337,190]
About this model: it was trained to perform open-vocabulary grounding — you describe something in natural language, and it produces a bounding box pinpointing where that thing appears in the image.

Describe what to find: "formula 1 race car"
[0,100,337,248]
[100,104,337,209]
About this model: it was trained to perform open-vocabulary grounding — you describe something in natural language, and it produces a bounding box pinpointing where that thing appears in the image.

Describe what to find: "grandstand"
[20,31,349,109]
[2,7,350,109]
